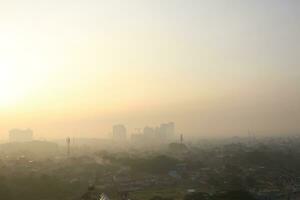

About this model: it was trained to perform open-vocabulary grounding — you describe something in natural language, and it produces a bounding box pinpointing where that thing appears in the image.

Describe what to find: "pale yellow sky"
[0,0,299,139]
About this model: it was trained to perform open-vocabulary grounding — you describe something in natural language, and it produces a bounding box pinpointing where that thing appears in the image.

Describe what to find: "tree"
[213,190,255,200]
[184,192,210,200]
[149,196,174,200]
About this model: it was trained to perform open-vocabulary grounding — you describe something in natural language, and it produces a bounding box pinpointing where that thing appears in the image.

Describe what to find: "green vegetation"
[131,186,185,200]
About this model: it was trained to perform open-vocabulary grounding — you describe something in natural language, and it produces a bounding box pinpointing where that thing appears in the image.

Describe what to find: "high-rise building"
[159,122,175,140]
[130,122,176,144]
[9,129,33,142]
[112,124,127,140]
[143,126,155,139]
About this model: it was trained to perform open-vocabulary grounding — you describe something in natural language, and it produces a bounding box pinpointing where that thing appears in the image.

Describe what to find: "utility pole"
[66,137,71,157]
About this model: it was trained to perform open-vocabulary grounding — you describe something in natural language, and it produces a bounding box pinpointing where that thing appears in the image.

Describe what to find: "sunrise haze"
[0,0,299,139]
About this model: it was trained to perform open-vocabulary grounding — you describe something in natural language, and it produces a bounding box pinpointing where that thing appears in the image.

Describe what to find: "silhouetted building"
[9,129,33,142]
[143,126,155,139]
[158,122,175,140]
[131,133,143,143]
[113,124,127,140]
[131,122,176,144]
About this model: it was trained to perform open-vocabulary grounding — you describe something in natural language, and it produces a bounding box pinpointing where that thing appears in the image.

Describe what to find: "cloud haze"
[0,0,299,139]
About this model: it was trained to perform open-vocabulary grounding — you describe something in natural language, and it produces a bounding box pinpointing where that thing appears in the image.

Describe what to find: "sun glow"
[0,28,67,109]
[0,46,55,109]
[0,65,22,107]
[0,60,39,108]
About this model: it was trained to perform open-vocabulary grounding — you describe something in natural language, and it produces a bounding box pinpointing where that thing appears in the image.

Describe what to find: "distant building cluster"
[112,124,127,140]
[111,122,175,143]
[131,122,175,143]
[9,129,33,142]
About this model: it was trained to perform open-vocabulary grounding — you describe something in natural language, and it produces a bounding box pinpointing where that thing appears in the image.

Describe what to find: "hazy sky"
[0,0,299,139]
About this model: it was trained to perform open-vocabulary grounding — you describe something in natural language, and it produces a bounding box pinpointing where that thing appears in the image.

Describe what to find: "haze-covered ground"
[0,1,299,200]
[1,135,300,200]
